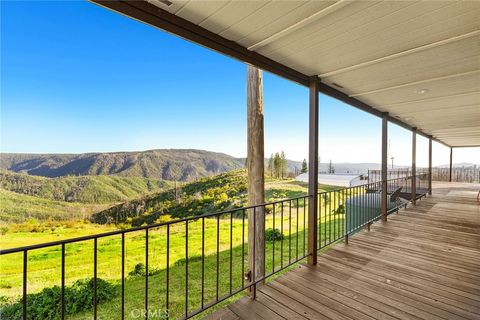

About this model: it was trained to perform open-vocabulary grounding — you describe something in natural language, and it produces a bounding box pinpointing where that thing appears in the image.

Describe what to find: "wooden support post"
[428,138,432,195]
[308,77,319,264]
[411,128,417,205]
[381,114,388,222]
[449,147,453,182]
[247,65,265,298]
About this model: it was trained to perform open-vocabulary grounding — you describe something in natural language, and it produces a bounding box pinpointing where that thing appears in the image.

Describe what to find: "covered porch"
[208,181,480,319]
[55,2,479,319]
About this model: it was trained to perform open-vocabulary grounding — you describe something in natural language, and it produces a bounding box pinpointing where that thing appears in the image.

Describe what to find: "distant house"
[295,173,367,187]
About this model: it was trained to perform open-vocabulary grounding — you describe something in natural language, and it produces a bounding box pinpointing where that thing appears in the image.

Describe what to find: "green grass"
[1,209,345,319]
[0,173,352,319]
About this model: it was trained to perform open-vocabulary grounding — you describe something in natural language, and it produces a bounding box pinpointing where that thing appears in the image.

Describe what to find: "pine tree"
[280,151,287,179]
[273,152,281,178]
[268,154,274,177]
[328,160,335,174]
[301,159,308,173]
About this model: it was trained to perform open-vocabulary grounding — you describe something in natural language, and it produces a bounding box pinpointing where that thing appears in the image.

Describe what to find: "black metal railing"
[316,173,429,245]
[0,195,310,320]
[0,174,429,320]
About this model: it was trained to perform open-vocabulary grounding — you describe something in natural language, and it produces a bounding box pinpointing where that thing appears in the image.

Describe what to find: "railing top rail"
[319,173,426,193]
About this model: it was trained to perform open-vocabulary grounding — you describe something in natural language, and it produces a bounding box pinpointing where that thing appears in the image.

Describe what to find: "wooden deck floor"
[205,182,480,320]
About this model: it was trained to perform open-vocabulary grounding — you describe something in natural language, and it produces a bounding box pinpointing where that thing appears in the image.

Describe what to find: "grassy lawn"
[0,179,351,319]
[1,210,346,319]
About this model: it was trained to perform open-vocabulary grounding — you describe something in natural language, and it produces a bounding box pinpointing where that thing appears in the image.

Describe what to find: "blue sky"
[1,1,477,166]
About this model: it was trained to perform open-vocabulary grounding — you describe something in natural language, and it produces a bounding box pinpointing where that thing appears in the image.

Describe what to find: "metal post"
[247,65,265,296]
[428,138,432,195]
[449,147,453,182]
[381,114,388,221]
[308,76,319,265]
[411,129,417,204]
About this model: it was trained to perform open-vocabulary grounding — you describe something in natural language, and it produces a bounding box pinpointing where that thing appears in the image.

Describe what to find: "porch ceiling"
[95,0,480,147]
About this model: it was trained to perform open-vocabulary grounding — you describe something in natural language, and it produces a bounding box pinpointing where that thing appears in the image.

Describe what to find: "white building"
[295,173,367,187]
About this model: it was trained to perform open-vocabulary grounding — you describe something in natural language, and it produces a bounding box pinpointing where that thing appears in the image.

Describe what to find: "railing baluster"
[324,193,327,247]
[201,217,205,309]
[61,244,65,320]
[317,194,320,249]
[146,229,149,320]
[263,206,266,281]
[242,209,245,288]
[280,202,284,268]
[329,191,332,244]
[335,191,339,239]
[303,196,306,256]
[296,199,299,260]
[345,189,349,244]
[229,212,233,295]
[93,238,97,320]
[272,203,275,273]
[121,233,125,320]
[289,200,292,264]
[23,251,27,320]
[252,207,256,297]
[166,224,170,317]
[216,215,220,301]
[185,222,188,317]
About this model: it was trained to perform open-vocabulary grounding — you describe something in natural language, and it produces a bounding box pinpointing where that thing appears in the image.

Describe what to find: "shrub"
[0,278,116,320]
[333,204,345,215]
[265,228,283,241]
[128,263,146,277]
[0,226,8,235]
[128,263,160,277]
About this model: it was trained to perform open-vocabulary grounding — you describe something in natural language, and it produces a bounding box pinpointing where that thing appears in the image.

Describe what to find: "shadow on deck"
[206,182,480,320]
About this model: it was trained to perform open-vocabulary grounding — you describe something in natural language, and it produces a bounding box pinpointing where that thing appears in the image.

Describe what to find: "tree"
[280,151,287,179]
[301,159,308,173]
[268,154,274,177]
[328,160,335,174]
[273,152,281,178]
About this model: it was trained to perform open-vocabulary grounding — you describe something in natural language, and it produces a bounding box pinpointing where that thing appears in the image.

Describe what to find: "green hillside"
[0,189,110,223]
[91,170,248,226]
[0,170,172,204]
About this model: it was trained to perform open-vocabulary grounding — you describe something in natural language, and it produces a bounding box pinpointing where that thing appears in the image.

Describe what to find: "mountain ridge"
[0,149,245,181]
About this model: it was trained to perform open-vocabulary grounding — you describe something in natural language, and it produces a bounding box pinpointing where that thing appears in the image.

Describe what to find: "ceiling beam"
[319,30,480,78]
[380,91,480,108]
[451,145,480,148]
[349,70,480,98]
[91,0,311,86]
[247,0,352,51]
[89,0,450,148]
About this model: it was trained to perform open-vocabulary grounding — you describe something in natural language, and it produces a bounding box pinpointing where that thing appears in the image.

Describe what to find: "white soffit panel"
[157,0,480,146]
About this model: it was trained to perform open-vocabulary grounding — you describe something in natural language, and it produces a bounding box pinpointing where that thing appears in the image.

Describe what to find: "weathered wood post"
[411,128,417,204]
[247,65,264,298]
[308,76,319,263]
[381,113,388,222]
[449,147,453,182]
[428,137,432,195]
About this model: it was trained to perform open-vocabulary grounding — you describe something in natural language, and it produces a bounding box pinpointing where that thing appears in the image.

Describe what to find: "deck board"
[206,182,480,320]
